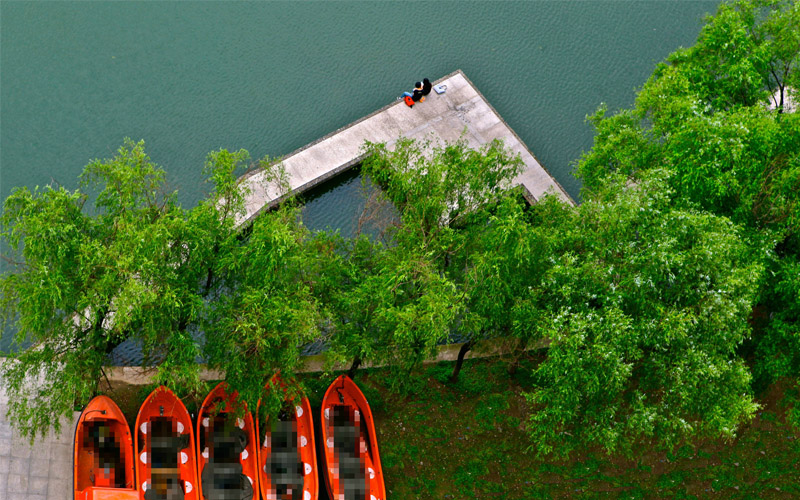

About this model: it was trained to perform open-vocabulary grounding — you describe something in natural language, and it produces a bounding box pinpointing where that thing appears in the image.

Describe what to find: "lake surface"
[0,0,719,351]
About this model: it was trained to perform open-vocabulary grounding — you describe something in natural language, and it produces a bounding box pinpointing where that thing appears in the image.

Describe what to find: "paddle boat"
[74,395,138,500]
[320,375,385,500]
[196,382,258,500]
[256,375,318,500]
[135,386,199,499]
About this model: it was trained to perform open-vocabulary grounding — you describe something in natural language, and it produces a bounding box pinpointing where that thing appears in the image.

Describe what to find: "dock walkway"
[237,69,573,226]
[0,363,77,500]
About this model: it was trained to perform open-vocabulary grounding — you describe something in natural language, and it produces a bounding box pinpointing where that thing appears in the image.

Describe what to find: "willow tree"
[314,223,462,385]
[308,232,385,379]
[461,194,557,378]
[0,140,310,439]
[575,0,800,402]
[525,171,764,457]
[352,138,525,382]
[203,199,320,411]
[2,141,200,437]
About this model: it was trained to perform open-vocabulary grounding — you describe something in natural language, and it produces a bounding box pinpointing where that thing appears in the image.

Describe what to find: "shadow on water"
[300,167,398,242]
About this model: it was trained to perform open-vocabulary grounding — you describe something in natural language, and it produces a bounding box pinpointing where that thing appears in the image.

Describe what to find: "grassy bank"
[106,357,799,499]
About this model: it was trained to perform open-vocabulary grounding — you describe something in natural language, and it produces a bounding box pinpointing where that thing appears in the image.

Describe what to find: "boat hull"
[320,375,386,500]
[74,395,138,500]
[256,375,318,500]
[134,386,199,499]
[196,382,258,500]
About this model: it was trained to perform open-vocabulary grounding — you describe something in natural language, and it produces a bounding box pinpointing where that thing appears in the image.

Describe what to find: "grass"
[102,357,800,499]
[336,359,800,499]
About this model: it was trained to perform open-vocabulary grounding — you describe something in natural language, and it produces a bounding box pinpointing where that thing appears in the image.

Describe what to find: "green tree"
[362,138,524,238]
[204,200,320,409]
[525,171,763,456]
[357,138,525,382]
[751,239,800,389]
[308,232,385,378]
[576,0,800,405]
[315,228,462,384]
[0,140,233,438]
[460,194,555,378]
[0,140,309,439]
[579,0,800,233]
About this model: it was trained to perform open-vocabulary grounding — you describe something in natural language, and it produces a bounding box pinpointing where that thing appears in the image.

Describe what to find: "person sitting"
[402,82,424,102]
[421,78,432,96]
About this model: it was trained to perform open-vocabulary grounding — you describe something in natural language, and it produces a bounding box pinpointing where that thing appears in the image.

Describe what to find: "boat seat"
[266,419,303,500]
[337,455,367,500]
[149,418,186,466]
[201,462,253,500]
[81,487,139,500]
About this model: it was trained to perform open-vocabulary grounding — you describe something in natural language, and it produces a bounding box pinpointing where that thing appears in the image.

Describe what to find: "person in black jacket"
[421,78,432,96]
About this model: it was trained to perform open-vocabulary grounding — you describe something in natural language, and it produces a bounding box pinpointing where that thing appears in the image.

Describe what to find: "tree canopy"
[524,172,762,455]
[0,140,314,439]
[319,138,525,385]
[1,140,209,438]
[575,0,799,433]
[1,0,797,455]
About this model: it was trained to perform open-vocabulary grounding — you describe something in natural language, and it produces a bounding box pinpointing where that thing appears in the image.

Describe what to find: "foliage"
[317,226,462,384]
[575,0,800,427]
[578,0,800,234]
[0,140,309,438]
[0,135,528,436]
[320,138,525,382]
[752,246,800,387]
[309,231,388,374]
[203,201,319,414]
[361,137,524,240]
[1,140,208,438]
[524,171,763,456]
[461,194,555,363]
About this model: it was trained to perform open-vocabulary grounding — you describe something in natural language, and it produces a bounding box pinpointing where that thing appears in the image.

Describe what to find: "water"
[300,167,398,240]
[0,1,720,351]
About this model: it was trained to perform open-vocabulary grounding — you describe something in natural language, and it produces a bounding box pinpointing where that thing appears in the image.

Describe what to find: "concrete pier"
[237,69,573,226]
[0,365,78,500]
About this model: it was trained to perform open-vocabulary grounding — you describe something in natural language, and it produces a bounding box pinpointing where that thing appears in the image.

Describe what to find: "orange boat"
[196,382,258,500]
[134,386,199,499]
[255,375,318,500]
[320,375,386,500]
[73,395,138,500]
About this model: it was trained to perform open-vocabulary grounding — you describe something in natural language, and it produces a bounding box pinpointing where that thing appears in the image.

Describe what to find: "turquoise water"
[0,1,720,350]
